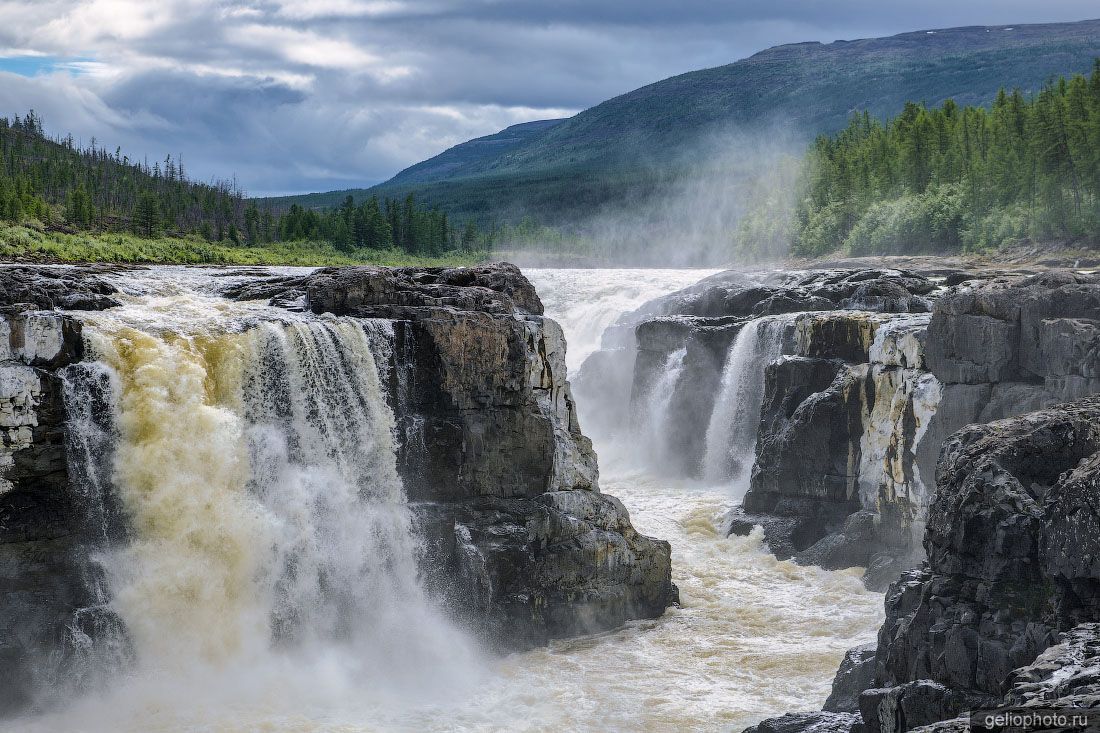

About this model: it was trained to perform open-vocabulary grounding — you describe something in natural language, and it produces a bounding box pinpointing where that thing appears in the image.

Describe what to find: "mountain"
[264,18,1100,225]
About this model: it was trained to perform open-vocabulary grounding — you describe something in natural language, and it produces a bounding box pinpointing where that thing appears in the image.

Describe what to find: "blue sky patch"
[0,56,93,77]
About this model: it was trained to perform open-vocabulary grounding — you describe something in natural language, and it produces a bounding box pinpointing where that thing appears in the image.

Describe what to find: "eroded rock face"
[298,263,676,650]
[877,400,1100,695]
[851,398,1100,733]
[746,398,1100,733]
[0,302,122,713]
[719,269,1100,590]
[825,642,878,713]
[727,308,941,587]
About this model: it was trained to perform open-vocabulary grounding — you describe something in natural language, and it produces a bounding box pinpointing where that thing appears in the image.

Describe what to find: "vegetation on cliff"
[794,62,1100,256]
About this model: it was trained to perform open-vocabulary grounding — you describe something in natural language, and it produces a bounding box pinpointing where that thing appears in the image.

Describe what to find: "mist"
[502,123,806,268]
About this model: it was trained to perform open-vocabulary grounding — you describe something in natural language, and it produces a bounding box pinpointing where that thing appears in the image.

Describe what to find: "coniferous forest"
[794,62,1100,256]
[0,112,490,260]
[4,62,1100,264]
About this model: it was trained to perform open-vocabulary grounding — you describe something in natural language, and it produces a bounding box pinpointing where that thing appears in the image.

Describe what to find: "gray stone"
[825,643,879,713]
[743,711,861,733]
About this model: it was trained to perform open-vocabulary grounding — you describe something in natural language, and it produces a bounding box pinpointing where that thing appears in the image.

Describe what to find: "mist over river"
[10,267,882,733]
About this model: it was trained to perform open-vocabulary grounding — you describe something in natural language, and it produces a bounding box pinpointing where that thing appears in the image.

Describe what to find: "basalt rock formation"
[0,263,675,714]
[579,264,1100,592]
[748,397,1100,733]
[293,264,676,649]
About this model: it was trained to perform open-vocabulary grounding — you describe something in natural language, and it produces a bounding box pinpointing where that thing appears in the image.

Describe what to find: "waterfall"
[636,347,687,474]
[59,311,478,712]
[701,316,791,487]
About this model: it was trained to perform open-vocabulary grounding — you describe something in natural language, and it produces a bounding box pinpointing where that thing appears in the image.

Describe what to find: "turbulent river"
[13,267,883,733]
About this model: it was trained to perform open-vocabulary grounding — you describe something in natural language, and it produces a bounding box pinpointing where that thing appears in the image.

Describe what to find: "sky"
[0,1,1096,197]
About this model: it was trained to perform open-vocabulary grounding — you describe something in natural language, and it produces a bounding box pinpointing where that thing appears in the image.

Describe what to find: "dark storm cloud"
[0,0,1096,195]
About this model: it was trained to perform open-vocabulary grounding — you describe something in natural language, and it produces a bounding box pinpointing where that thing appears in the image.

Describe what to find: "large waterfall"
[21,272,480,731]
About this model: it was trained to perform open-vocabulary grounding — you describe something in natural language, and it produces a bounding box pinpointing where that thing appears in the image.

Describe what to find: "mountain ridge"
[262,18,1100,225]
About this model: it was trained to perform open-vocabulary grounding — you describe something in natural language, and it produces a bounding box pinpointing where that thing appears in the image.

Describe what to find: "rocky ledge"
[288,264,677,649]
[748,397,1100,733]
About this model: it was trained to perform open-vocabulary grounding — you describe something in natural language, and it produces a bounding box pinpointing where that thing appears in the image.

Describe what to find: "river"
[11,266,883,733]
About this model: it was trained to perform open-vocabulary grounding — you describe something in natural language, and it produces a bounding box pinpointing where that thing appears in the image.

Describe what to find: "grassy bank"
[0,224,488,267]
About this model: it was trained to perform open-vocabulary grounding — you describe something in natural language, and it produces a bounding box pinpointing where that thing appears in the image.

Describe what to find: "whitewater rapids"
[12,267,883,733]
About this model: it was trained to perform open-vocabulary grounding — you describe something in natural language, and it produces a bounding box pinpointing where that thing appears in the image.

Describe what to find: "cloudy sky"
[0,1,1096,196]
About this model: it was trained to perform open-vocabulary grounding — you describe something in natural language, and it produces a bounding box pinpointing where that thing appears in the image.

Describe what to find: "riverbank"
[0,224,488,267]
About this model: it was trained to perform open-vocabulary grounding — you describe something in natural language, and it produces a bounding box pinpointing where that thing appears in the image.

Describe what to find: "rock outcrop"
[295,264,676,649]
[575,266,949,587]
[0,269,125,713]
[749,397,1100,733]
[591,266,1100,591]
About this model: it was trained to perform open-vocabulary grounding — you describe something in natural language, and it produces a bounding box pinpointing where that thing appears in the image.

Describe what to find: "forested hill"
[266,18,1100,226]
[0,113,490,260]
[793,63,1100,256]
[0,110,244,238]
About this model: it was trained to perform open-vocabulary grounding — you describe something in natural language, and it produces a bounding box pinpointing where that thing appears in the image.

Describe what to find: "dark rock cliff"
[583,265,1100,593]
[749,398,1100,733]
[0,267,124,712]
[575,263,1100,733]
[295,264,676,649]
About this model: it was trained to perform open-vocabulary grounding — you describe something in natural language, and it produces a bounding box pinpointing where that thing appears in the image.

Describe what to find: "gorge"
[1,258,1099,732]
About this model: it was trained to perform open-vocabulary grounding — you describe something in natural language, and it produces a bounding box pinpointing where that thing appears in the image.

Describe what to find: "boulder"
[742,711,861,733]
[825,642,879,713]
[0,266,120,312]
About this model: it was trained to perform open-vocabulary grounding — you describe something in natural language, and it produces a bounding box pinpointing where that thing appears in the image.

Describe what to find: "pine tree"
[133,192,161,236]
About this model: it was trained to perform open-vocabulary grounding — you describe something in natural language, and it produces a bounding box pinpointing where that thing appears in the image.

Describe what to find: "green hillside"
[265,18,1100,229]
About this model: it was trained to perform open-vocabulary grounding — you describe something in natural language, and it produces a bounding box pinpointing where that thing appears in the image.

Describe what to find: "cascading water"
[701,315,792,487]
[17,272,480,731]
[14,267,883,733]
[636,347,688,474]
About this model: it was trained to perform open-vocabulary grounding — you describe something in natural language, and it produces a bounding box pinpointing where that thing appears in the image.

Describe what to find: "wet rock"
[304,262,544,316]
[852,399,1100,731]
[742,711,861,733]
[825,642,879,713]
[0,266,120,312]
[300,263,676,646]
[0,307,113,714]
[859,681,988,733]
[752,292,836,317]
[416,490,676,650]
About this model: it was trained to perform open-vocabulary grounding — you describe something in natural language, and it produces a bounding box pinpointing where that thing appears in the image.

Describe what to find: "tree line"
[0,110,245,239]
[794,61,1100,256]
[265,194,490,254]
[0,111,492,255]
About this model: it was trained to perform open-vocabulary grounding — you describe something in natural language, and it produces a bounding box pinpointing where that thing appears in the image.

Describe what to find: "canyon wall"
[296,265,676,649]
[732,271,1100,733]
[581,266,1100,592]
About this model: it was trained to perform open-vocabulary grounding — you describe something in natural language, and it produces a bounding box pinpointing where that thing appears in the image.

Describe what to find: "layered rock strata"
[293,264,676,649]
[580,266,1100,591]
